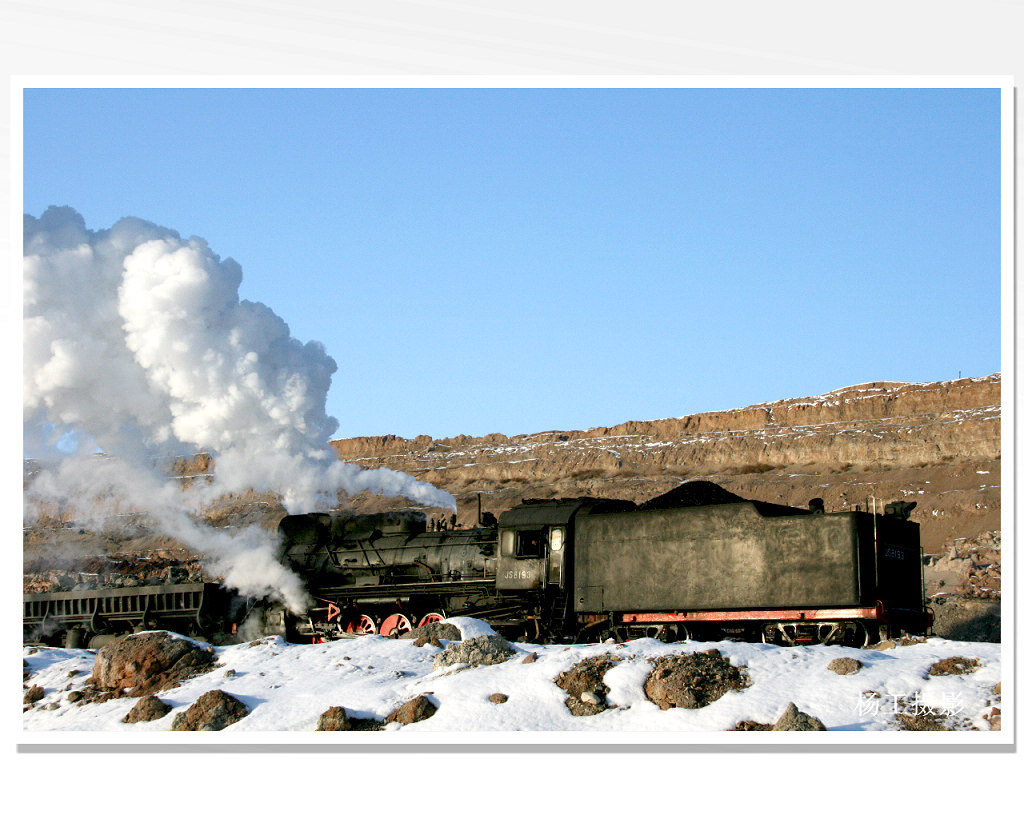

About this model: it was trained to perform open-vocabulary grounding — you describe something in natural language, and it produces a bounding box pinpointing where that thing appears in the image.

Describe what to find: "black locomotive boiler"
[272,481,931,646]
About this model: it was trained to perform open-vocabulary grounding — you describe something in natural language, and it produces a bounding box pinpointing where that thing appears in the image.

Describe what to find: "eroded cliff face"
[331,374,1001,555]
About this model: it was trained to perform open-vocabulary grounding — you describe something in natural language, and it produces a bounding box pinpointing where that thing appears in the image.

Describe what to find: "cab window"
[515,529,546,559]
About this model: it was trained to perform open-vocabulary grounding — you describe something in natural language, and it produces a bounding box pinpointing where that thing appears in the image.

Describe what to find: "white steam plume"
[24,207,455,612]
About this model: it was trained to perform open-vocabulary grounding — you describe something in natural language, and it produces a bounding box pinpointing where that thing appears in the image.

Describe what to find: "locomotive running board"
[620,606,880,624]
[311,578,497,601]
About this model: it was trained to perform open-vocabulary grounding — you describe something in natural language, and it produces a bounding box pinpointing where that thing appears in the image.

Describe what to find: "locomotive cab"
[495,497,638,594]
[496,505,567,592]
[496,523,567,587]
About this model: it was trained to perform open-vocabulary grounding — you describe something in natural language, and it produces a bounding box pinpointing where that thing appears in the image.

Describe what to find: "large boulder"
[171,689,249,731]
[930,596,1000,642]
[772,702,827,731]
[644,649,748,710]
[734,702,828,731]
[385,695,437,725]
[122,695,172,724]
[403,621,462,643]
[827,657,863,675]
[432,634,515,670]
[928,656,980,676]
[316,706,352,731]
[89,632,215,697]
[554,655,619,716]
[24,685,44,706]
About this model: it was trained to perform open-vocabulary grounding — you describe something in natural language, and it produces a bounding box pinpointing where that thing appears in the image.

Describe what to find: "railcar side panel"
[573,502,864,613]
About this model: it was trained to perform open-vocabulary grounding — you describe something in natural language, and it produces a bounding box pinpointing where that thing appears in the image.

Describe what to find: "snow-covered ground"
[14,619,1015,817]
[22,618,1005,742]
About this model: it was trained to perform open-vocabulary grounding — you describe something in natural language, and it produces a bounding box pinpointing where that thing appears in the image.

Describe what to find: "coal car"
[538,485,929,645]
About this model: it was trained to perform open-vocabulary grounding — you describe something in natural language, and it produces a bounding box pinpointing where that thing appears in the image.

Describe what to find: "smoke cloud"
[24,206,456,611]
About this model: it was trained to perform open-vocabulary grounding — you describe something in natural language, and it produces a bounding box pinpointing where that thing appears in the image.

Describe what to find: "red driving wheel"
[380,613,414,636]
[346,614,377,634]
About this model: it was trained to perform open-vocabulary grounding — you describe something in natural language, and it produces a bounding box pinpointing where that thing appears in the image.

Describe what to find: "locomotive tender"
[24,481,931,648]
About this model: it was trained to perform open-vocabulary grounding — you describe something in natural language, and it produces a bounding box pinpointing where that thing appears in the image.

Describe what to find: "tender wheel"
[841,622,872,648]
[346,614,377,635]
[417,612,445,628]
[380,613,413,637]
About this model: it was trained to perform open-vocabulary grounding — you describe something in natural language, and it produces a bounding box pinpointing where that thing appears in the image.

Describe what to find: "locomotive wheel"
[841,622,872,648]
[417,612,446,628]
[380,613,413,637]
[346,614,377,635]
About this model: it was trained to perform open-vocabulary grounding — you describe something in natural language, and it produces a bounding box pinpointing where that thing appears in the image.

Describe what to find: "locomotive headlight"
[550,527,564,552]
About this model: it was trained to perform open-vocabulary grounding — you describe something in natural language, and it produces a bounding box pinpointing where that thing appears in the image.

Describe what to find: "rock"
[868,635,929,650]
[555,655,618,716]
[929,596,1000,642]
[122,695,172,723]
[89,631,215,697]
[316,706,352,731]
[412,634,446,648]
[567,698,605,717]
[522,651,538,664]
[171,689,249,731]
[772,702,827,731]
[67,691,83,703]
[432,634,515,670]
[827,657,863,675]
[164,566,189,584]
[489,693,509,704]
[732,720,772,731]
[928,656,980,676]
[895,702,950,731]
[24,685,44,705]
[644,649,749,710]
[385,695,437,725]
[403,621,462,643]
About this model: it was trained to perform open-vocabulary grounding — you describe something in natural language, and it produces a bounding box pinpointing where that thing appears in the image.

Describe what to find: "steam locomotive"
[24,482,931,648]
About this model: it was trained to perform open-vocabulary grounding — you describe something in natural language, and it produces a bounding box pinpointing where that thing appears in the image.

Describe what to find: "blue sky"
[23,86,1002,440]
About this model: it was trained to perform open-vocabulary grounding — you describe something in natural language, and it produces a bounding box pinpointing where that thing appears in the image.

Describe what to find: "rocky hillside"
[332,374,1001,557]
